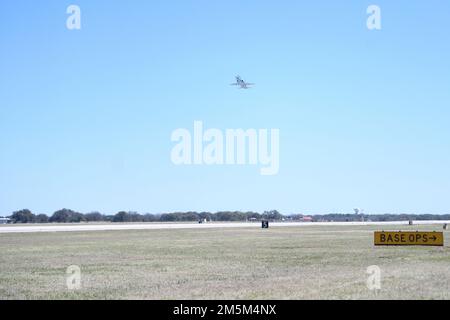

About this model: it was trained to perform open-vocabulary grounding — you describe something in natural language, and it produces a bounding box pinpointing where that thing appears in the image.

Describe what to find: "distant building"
[0,217,11,224]
[301,216,313,222]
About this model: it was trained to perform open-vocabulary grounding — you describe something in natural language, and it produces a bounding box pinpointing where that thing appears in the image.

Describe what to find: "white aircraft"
[230,75,254,89]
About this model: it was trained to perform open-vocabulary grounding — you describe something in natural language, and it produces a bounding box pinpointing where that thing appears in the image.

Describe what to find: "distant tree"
[179,212,200,221]
[128,212,145,222]
[143,214,158,222]
[215,211,234,221]
[103,215,115,222]
[160,212,199,222]
[49,209,69,223]
[113,211,129,222]
[245,211,261,220]
[50,209,85,223]
[160,213,176,222]
[35,214,49,223]
[112,211,145,222]
[262,210,283,221]
[10,209,35,223]
[84,212,104,222]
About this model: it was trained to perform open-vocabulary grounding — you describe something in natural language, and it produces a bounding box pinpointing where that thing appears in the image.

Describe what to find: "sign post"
[262,220,269,229]
[374,231,444,246]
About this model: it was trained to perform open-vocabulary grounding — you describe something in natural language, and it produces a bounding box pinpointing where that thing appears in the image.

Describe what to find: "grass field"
[1,224,449,299]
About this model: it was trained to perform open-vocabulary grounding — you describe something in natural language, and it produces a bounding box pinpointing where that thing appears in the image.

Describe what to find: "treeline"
[310,213,450,222]
[6,209,284,224]
[4,209,450,224]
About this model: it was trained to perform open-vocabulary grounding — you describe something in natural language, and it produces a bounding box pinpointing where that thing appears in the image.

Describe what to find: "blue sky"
[1,1,450,215]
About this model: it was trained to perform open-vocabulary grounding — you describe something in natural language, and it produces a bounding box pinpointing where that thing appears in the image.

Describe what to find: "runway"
[0,220,449,234]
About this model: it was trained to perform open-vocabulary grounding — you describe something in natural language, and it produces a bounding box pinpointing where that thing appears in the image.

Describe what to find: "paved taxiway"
[0,220,449,234]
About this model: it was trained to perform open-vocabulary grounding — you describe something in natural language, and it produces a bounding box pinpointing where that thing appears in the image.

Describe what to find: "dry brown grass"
[0,224,449,299]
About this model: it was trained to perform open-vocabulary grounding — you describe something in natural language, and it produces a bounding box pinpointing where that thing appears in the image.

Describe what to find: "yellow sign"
[374,231,444,246]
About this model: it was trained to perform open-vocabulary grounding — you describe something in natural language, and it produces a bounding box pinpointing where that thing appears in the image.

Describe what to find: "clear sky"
[1,1,450,215]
